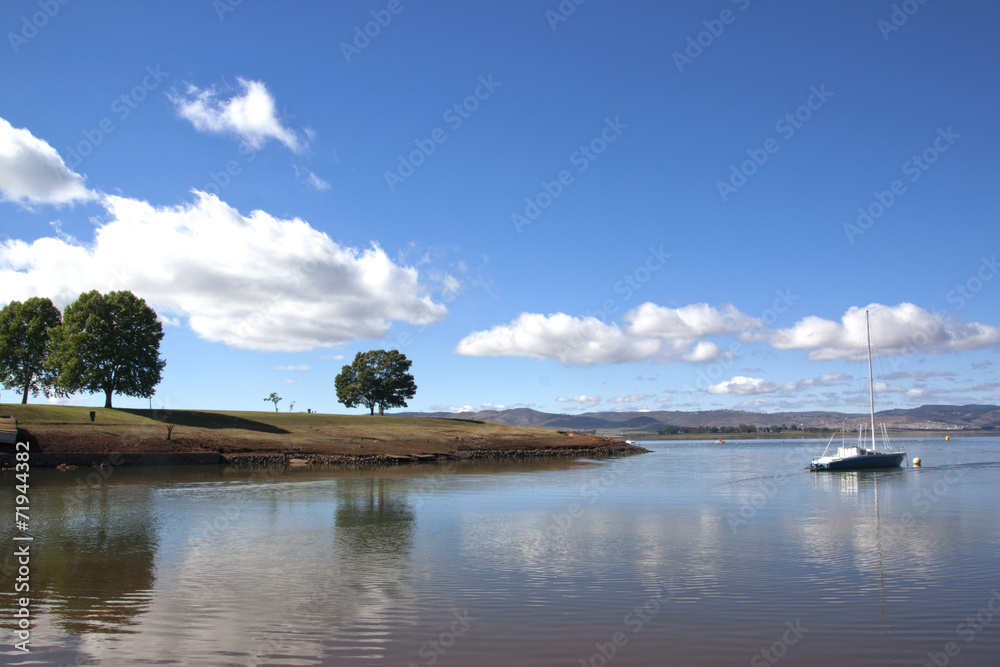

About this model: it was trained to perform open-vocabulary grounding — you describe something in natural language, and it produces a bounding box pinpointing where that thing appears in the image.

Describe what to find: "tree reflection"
[333,476,416,600]
[32,485,158,635]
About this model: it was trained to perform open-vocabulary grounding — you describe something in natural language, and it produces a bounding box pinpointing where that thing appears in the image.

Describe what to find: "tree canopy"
[0,297,63,403]
[335,349,416,415]
[47,290,166,408]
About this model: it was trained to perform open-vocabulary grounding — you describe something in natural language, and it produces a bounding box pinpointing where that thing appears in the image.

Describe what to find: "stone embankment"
[220,440,648,467]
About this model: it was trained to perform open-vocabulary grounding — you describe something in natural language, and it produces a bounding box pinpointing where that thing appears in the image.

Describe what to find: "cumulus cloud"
[681,340,731,363]
[556,395,602,409]
[0,191,446,351]
[0,117,97,206]
[454,313,660,365]
[609,394,653,403]
[781,372,850,392]
[771,303,1000,360]
[455,303,763,365]
[707,376,780,395]
[169,78,304,153]
[625,302,764,340]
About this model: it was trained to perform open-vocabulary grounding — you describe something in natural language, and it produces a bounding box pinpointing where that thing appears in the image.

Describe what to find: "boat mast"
[867,310,877,452]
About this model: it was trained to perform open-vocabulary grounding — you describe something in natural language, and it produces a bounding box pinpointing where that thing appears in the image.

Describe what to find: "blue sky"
[1,0,998,415]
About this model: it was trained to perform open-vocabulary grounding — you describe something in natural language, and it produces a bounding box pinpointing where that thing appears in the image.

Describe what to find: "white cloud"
[454,313,660,365]
[0,191,446,352]
[736,398,775,410]
[274,365,312,372]
[771,303,1000,360]
[170,78,304,153]
[885,370,955,380]
[681,340,731,363]
[707,376,780,395]
[556,395,602,409]
[304,170,330,191]
[625,302,764,340]
[428,403,508,413]
[609,394,653,403]
[781,372,850,392]
[0,117,97,206]
[454,302,763,366]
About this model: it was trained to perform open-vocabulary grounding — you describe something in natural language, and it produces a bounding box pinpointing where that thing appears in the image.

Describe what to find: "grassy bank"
[3,404,645,460]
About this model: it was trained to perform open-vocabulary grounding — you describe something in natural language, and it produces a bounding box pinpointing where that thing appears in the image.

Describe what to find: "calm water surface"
[2,437,999,665]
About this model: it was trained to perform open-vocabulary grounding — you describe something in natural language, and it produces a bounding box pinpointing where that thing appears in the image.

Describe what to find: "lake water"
[3,437,1000,666]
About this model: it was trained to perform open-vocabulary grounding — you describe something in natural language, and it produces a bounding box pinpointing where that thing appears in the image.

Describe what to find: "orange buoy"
[913,457,922,467]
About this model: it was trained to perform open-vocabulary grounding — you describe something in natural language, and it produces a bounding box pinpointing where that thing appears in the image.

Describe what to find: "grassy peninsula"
[3,404,646,465]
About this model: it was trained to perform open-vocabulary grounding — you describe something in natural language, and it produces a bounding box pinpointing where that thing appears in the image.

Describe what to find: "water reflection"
[0,481,158,636]
[2,443,998,665]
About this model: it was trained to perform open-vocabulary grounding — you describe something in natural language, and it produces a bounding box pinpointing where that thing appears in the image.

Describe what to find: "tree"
[265,392,282,412]
[335,349,416,416]
[47,290,165,409]
[0,297,64,403]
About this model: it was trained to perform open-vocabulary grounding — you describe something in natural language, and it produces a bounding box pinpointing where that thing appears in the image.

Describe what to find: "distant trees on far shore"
[0,291,165,408]
[658,423,835,435]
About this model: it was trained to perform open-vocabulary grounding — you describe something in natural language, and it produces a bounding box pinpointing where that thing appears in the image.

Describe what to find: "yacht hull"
[810,451,905,472]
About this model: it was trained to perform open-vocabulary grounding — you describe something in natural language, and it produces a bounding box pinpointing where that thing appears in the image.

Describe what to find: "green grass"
[1,404,488,431]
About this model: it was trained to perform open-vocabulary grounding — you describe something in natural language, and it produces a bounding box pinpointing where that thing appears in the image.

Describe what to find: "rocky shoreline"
[220,440,650,467]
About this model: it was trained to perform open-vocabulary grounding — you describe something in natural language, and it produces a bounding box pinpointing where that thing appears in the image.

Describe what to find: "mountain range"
[396,404,1000,433]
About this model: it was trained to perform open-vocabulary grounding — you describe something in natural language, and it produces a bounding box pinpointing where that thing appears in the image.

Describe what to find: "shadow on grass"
[116,409,290,434]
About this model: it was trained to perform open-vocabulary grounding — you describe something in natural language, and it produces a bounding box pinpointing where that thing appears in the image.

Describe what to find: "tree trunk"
[370,405,374,415]
[378,405,384,416]
[21,384,29,404]
[104,388,113,409]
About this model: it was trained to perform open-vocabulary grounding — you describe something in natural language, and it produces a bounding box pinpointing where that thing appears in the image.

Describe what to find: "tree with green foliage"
[265,392,282,412]
[0,297,64,404]
[335,349,416,416]
[47,290,165,409]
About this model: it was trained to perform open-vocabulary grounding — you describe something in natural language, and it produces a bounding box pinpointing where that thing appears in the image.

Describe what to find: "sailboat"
[809,310,907,472]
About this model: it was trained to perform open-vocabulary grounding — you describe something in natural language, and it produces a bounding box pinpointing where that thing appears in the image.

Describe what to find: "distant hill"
[395,404,1000,432]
